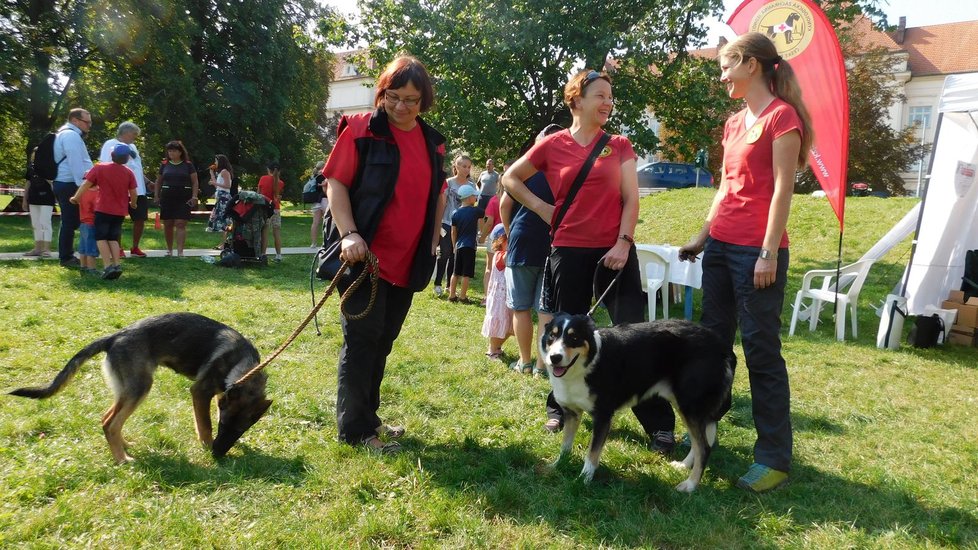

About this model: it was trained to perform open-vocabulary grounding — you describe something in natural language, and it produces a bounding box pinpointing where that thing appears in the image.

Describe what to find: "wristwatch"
[759,248,777,260]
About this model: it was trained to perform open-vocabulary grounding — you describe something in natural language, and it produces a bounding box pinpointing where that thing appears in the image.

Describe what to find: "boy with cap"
[70,143,138,279]
[449,184,484,303]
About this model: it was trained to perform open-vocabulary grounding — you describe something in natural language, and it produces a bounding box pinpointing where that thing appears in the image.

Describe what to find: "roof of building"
[691,17,978,77]
[853,18,978,77]
[332,50,375,81]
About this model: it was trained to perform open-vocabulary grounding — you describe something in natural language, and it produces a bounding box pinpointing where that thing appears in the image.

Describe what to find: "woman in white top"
[206,154,234,244]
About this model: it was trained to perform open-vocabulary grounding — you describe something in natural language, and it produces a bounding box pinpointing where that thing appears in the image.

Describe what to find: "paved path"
[0,246,320,262]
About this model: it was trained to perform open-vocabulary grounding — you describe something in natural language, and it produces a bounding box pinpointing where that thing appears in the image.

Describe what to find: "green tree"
[796,40,927,196]
[353,0,726,162]
[1,0,336,198]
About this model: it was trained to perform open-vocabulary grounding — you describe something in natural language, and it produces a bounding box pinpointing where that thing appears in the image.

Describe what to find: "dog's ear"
[585,315,597,331]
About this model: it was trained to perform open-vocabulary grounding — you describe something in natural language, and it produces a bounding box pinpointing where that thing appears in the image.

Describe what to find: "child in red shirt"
[77,186,99,274]
[70,144,137,279]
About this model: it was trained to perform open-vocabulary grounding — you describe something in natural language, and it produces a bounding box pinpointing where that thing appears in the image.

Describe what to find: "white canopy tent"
[901,74,978,313]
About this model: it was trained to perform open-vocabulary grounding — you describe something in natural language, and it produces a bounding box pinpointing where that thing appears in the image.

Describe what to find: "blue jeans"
[54,181,80,261]
[700,238,792,472]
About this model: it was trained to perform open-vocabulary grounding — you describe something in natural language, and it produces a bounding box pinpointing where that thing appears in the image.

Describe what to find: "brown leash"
[231,252,379,387]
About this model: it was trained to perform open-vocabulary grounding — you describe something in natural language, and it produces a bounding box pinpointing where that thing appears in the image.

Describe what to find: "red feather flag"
[728,0,849,228]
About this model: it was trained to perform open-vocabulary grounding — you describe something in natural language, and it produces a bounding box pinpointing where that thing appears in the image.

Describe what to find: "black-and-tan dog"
[541,313,735,492]
[9,313,271,463]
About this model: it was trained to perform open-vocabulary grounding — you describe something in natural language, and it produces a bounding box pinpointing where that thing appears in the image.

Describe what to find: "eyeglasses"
[384,92,421,107]
[78,118,92,125]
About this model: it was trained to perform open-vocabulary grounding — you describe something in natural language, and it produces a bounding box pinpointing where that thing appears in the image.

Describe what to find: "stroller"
[218,190,273,267]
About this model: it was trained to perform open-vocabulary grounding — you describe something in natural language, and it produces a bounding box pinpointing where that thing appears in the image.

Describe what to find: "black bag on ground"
[908,314,945,348]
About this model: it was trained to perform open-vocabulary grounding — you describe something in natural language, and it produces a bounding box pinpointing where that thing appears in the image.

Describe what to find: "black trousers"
[336,276,415,444]
[433,223,454,286]
[543,245,676,434]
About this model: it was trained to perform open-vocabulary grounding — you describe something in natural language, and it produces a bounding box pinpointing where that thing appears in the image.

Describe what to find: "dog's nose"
[550,354,563,365]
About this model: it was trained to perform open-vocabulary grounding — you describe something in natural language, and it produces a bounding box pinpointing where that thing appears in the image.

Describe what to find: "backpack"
[30,131,67,181]
[302,174,324,203]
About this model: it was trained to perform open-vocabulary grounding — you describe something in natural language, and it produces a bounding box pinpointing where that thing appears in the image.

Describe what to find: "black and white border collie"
[541,313,736,492]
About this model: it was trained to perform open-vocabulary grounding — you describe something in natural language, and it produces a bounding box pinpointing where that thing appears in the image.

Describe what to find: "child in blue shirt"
[449,184,484,303]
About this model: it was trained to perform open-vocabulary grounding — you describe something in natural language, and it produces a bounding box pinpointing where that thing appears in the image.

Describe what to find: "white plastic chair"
[636,248,669,320]
[789,259,875,341]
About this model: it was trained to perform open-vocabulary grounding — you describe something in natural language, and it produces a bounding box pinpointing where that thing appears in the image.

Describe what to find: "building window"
[342,63,359,77]
[908,106,931,171]
[908,106,931,130]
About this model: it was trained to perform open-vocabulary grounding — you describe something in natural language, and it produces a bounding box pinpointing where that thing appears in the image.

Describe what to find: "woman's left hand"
[601,240,631,271]
[754,257,777,289]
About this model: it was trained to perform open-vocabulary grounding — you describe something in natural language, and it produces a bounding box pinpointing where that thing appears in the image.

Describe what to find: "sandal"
[544,418,563,433]
[486,350,504,360]
[532,367,548,379]
[360,435,402,455]
[376,424,406,439]
[510,360,533,374]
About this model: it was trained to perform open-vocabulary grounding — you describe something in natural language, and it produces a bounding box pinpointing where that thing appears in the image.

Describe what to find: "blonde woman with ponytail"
[679,32,812,493]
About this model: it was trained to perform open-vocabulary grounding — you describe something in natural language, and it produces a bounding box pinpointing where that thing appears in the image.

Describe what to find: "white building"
[326,50,375,116]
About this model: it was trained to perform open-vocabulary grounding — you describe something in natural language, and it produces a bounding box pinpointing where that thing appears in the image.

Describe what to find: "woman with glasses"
[502,69,676,450]
[679,33,812,492]
[322,55,447,454]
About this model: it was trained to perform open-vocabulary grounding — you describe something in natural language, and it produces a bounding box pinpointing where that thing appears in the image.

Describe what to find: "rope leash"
[231,252,379,387]
[587,258,625,318]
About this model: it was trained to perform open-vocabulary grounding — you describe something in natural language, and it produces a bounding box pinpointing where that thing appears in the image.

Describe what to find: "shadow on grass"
[411,436,976,547]
[133,445,308,488]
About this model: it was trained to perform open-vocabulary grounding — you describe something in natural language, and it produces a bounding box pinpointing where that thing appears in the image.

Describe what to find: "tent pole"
[899,112,945,299]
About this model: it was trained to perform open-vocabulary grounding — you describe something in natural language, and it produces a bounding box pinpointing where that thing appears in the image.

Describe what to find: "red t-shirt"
[484,194,500,225]
[83,163,136,216]
[258,176,284,210]
[323,113,445,287]
[79,188,97,225]
[711,98,802,248]
[525,130,637,248]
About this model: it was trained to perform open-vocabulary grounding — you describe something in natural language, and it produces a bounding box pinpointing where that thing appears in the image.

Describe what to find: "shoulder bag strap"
[551,132,611,239]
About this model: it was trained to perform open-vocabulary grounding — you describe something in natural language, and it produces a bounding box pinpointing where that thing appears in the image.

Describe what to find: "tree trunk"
[25,0,57,165]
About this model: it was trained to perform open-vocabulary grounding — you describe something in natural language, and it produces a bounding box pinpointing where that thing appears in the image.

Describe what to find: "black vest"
[344,109,447,291]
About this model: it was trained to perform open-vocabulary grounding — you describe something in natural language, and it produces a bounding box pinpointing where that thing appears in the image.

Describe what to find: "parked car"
[637,162,713,189]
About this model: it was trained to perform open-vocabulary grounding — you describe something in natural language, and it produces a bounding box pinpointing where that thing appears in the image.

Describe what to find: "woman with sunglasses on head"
[502,69,675,451]
[322,55,447,454]
[678,33,813,493]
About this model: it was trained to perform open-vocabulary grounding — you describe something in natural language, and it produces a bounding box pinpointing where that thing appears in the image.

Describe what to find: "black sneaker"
[650,430,676,456]
[60,257,81,268]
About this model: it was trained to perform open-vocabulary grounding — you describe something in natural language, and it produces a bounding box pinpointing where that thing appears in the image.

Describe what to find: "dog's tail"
[9,335,114,399]
[713,351,738,421]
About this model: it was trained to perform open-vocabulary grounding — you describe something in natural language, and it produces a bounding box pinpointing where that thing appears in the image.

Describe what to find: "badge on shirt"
[745,124,763,144]
[599,146,612,158]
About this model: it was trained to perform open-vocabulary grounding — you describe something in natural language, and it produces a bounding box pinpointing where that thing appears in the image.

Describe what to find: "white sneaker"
[434,285,443,296]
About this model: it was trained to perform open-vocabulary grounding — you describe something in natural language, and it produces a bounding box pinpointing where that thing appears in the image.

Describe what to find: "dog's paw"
[114,454,135,465]
[675,479,698,493]
[579,461,597,483]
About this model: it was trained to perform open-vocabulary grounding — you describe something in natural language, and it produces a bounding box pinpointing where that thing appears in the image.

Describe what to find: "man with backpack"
[52,108,95,267]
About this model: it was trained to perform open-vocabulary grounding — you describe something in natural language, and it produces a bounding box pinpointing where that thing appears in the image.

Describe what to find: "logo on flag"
[748,1,815,60]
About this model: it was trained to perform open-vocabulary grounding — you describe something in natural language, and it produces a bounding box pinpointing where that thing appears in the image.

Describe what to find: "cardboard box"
[948,290,966,303]
[947,330,978,346]
[941,300,978,328]
[951,324,977,335]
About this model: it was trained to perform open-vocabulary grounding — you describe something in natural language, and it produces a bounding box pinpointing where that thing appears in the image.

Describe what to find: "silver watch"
[759,248,777,260]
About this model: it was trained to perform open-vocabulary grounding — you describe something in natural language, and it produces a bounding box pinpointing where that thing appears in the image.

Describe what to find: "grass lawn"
[1,193,976,548]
